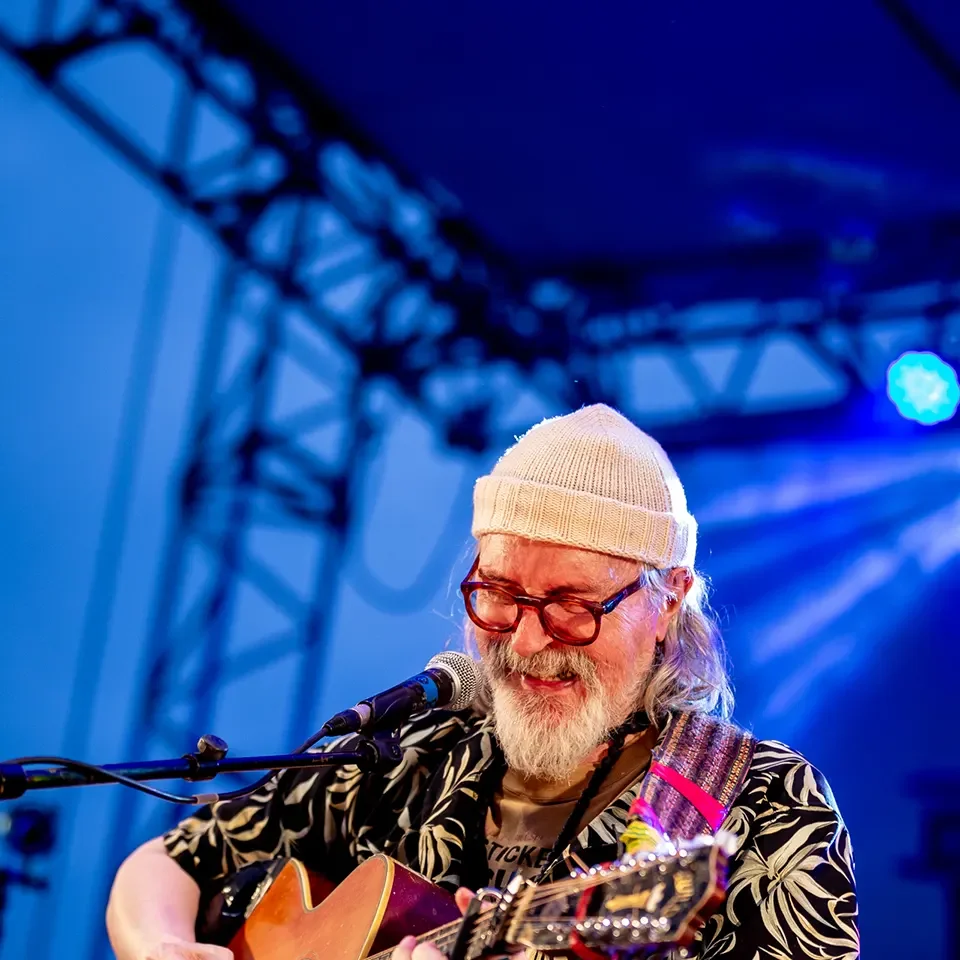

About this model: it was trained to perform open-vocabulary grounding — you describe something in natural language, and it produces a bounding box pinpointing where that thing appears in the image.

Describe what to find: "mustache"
[482,640,601,690]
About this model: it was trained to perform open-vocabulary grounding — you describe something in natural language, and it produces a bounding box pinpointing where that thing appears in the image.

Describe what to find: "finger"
[411,943,447,960]
[454,887,475,915]
[390,934,418,960]
[157,943,233,960]
[204,948,233,960]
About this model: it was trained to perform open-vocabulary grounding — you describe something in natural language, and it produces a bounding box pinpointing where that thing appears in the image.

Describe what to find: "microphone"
[319,652,480,738]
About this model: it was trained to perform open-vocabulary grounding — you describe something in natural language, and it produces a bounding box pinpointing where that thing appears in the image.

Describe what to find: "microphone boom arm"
[0,731,403,804]
[0,654,476,804]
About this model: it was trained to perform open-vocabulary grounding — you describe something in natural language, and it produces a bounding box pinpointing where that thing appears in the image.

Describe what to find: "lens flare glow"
[886,351,959,425]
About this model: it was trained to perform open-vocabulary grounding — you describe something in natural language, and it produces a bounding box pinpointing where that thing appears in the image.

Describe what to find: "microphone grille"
[426,651,481,710]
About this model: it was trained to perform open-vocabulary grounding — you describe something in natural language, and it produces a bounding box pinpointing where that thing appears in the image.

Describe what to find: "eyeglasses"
[459,559,648,646]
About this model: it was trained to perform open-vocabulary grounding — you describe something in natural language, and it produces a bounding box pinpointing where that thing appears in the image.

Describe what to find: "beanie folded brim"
[472,474,697,568]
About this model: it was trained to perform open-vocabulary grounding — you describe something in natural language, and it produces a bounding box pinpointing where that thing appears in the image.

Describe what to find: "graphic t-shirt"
[484,731,656,889]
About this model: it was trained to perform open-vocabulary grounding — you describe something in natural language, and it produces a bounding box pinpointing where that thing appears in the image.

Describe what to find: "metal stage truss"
[2,2,960,958]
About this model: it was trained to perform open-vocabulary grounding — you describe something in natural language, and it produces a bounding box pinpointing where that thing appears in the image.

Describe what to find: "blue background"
[2,3,959,959]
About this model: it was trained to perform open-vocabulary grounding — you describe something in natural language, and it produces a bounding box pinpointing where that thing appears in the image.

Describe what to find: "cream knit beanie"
[472,404,697,568]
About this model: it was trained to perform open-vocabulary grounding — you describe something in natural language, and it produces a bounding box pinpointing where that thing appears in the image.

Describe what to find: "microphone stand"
[0,731,403,803]
[0,867,47,944]
[0,731,402,952]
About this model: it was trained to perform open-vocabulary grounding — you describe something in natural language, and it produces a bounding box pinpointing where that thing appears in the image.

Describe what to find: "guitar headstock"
[499,833,735,958]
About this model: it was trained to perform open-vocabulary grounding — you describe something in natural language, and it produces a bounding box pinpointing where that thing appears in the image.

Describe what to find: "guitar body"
[224,840,729,959]
[228,856,461,960]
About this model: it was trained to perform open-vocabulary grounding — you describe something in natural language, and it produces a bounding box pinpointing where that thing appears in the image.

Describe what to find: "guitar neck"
[364,837,728,959]
[366,872,582,960]
[367,915,468,960]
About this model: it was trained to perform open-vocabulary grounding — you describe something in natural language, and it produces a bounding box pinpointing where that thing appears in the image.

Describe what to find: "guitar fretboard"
[364,841,723,959]
[366,915,465,960]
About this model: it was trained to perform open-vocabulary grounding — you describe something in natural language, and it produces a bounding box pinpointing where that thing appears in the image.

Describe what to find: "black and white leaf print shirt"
[164,709,859,959]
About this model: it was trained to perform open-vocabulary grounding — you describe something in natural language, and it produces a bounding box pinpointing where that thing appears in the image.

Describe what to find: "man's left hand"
[390,935,443,960]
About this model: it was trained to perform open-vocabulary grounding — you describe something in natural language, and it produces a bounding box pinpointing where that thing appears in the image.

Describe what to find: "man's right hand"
[107,837,226,960]
[141,936,233,960]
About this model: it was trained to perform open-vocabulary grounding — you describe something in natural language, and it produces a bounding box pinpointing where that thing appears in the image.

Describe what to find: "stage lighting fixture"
[886,352,959,425]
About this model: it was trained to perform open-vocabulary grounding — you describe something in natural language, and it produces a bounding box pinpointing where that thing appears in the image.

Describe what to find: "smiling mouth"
[508,669,580,690]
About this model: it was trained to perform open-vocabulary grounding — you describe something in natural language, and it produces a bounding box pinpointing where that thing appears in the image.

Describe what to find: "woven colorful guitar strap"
[620,711,756,854]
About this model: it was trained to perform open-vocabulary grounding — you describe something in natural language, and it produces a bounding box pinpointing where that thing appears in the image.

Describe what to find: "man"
[106,404,858,960]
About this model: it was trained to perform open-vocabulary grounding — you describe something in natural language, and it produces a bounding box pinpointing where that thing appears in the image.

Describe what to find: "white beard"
[490,682,612,781]
[482,642,642,781]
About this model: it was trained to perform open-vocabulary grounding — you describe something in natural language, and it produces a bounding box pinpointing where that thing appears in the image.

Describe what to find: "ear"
[656,567,693,641]
[666,567,693,604]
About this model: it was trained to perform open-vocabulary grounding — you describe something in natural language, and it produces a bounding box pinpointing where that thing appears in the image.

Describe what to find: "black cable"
[8,757,210,805]
[207,727,338,803]
[532,710,651,885]
[7,727,342,807]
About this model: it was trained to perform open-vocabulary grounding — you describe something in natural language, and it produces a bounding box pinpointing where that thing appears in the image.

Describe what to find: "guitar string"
[365,886,576,960]
[365,863,683,960]
[367,898,687,960]
[388,856,696,960]
[364,874,590,959]
[456,913,674,960]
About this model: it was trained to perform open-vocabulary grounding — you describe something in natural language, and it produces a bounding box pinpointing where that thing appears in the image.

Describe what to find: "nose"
[509,607,554,658]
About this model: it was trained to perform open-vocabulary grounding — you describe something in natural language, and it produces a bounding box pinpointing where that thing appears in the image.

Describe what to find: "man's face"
[473,534,667,781]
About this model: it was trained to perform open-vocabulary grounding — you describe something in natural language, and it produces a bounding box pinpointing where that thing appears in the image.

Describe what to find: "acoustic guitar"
[227,835,731,960]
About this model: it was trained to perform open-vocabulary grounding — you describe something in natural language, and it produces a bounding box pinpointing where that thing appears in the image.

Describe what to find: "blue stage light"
[886,352,960,425]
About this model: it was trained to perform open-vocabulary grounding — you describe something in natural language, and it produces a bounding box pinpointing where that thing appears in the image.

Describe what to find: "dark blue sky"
[216,0,960,263]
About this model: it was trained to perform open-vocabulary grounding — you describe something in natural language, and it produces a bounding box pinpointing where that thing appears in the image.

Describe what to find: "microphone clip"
[180,734,230,782]
[354,730,403,770]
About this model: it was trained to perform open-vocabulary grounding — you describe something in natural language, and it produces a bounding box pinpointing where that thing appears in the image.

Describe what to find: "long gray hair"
[640,567,734,722]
